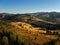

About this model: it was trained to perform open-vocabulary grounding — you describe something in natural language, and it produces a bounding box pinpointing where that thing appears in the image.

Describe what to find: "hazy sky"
[0,0,60,13]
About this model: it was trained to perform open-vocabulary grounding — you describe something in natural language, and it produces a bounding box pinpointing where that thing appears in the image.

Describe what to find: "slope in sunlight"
[0,20,58,45]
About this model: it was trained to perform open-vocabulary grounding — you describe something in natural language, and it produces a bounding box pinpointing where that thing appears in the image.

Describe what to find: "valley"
[0,12,60,45]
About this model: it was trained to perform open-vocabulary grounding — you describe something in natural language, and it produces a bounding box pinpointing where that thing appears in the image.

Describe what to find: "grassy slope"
[0,20,58,45]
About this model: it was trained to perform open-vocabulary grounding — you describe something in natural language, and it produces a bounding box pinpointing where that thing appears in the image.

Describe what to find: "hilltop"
[0,12,60,30]
[0,20,58,45]
[0,12,60,45]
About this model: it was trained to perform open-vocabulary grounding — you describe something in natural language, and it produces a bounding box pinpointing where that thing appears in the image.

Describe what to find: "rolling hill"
[0,13,60,30]
[0,12,60,45]
[30,12,60,23]
[0,20,58,45]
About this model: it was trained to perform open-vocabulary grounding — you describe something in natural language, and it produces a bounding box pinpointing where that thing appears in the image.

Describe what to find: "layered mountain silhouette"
[0,12,60,23]
[0,12,60,30]
[0,12,60,45]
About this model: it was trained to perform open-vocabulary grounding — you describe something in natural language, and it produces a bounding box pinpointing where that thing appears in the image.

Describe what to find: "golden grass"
[0,21,58,45]
[10,22,57,45]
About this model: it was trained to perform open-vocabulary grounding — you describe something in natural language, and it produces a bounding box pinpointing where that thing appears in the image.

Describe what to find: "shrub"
[10,33,16,41]
[2,36,9,45]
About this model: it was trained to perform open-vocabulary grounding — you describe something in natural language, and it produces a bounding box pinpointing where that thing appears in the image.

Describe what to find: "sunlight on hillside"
[0,21,59,45]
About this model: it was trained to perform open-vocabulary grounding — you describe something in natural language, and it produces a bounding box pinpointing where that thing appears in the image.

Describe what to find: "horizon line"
[0,11,60,14]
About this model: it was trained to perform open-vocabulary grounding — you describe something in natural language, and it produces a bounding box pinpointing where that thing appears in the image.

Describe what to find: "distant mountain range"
[28,12,60,23]
[0,12,60,23]
[0,12,60,30]
[0,12,60,45]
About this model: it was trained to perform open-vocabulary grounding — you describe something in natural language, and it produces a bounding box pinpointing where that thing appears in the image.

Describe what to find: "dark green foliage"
[2,36,9,45]
[0,21,25,45]
[43,40,56,45]
[0,30,24,45]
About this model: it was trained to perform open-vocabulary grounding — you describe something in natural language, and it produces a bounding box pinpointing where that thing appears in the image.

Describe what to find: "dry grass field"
[0,20,59,45]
